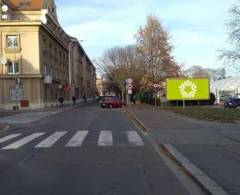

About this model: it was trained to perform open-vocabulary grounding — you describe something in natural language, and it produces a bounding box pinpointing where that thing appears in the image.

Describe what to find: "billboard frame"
[166,78,210,101]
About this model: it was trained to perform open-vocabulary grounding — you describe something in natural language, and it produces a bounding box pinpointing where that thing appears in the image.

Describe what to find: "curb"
[126,109,150,132]
[162,144,229,195]
[126,109,229,195]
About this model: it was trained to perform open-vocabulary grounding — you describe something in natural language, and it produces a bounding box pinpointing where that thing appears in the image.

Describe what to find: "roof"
[4,0,49,11]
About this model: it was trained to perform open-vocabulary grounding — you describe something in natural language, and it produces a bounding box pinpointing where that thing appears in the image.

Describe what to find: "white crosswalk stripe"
[98,131,113,146]
[2,133,45,150]
[126,131,144,146]
[1,130,144,150]
[66,131,88,147]
[0,134,22,144]
[35,131,67,148]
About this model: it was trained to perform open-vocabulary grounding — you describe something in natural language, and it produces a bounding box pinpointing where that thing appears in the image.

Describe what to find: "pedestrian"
[133,95,136,104]
[58,96,64,107]
[83,94,87,103]
[72,96,76,105]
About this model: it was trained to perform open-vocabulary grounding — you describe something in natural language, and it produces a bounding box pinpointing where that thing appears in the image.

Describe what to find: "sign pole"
[183,100,185,109]
[125,84,128,107]
[14,62,19,110]
[154,88,157,109]
[126,78,133,107]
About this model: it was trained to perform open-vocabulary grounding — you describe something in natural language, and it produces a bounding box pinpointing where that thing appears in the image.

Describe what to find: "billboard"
[167,78,210,100]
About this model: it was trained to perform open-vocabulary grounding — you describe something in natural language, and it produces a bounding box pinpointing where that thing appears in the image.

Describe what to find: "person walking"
[72,96,76,105]
[58,96,64,108]
[83,94,87,103]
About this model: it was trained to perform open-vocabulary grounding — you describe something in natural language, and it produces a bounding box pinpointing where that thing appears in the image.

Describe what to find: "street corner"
[0,123,10,132]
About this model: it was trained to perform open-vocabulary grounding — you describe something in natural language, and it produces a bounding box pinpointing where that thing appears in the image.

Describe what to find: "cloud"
[56,0,237,69]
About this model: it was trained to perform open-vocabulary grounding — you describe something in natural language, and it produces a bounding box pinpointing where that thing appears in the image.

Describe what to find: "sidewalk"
[0,123,9,132]
[128,104,240,195]
[0,101,94,126]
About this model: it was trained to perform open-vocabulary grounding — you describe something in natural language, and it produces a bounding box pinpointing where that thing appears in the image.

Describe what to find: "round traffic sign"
[127,78,133,84]
[2,5,8,12]
[128,84,133,90]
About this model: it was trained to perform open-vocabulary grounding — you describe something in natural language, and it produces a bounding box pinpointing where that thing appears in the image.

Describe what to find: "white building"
[210,77,240,103]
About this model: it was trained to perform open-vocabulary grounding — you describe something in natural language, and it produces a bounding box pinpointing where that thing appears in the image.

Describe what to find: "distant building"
[211,77,240,103]
[96,77,104,96]
[0,0,96,110]
[184,66,226,81]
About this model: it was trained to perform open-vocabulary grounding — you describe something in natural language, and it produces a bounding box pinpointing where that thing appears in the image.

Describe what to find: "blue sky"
[56,0,237,73]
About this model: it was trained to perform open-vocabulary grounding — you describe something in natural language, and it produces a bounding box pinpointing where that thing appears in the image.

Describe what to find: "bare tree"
[220,1,240,67]
[135,15,181,90]
[97,45,143,98]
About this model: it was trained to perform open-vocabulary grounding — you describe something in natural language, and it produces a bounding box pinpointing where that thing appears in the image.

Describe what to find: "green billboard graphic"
[167,79,210,100]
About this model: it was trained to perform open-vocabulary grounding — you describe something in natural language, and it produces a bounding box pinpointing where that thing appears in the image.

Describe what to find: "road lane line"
[126,131,144,146]
[98,131,113,146]
[0,134,22,144]
[66,131,88,147]
[35,131,67,148]
[2,133,45,150]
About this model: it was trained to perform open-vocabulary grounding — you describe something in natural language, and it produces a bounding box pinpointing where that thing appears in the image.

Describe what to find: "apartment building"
[0,0,96,110]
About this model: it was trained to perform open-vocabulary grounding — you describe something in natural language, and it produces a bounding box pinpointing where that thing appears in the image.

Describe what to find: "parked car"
[100,96,124,108]
[224,97,240,108]
[97,96,114,104]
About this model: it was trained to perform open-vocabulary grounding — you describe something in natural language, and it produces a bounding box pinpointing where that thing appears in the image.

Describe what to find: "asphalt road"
[0,104,189,195]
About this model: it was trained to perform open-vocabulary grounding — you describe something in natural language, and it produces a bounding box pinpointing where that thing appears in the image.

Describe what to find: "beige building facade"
[0,0,96,110]
[96,77,104,96]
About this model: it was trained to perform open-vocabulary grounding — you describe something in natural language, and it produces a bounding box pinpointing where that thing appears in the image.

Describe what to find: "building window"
[8,62,19,74]
[7,35,19,48]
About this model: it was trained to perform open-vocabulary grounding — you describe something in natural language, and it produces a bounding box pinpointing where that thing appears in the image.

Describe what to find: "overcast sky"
[56,0,237,73]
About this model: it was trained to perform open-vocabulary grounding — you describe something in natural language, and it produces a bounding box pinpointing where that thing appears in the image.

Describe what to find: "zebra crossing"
[0,130,145,150]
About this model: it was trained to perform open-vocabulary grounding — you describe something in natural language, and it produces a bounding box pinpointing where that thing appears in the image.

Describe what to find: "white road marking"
[35,131,67,148]
[126,131,144,146]
[0,134,22,144]
[98,131,113,146]
[2,133,45,150]
[66,131,89,147]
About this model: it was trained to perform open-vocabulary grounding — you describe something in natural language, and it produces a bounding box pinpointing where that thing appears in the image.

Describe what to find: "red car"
[100,97,124,108]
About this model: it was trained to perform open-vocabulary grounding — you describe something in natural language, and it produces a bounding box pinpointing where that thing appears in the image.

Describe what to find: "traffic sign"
[127,84,133,90]
[127,78,133,84]
[10,88,23,101]
[2,5,9,12]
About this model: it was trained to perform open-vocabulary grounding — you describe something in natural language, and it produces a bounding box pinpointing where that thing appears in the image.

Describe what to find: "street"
[0,104,190,195]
